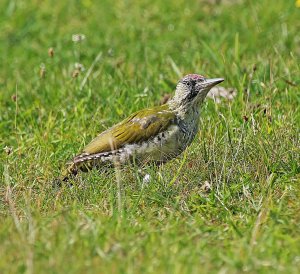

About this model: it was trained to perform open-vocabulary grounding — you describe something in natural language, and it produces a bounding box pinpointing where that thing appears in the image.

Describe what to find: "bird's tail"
[53,152,112,187]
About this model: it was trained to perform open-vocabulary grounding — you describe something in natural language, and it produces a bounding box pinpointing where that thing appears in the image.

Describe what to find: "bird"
[58,74,224,183]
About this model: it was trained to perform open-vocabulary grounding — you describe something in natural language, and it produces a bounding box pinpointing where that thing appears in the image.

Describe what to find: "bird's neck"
[168,101,201,143]
[167,99,202,122]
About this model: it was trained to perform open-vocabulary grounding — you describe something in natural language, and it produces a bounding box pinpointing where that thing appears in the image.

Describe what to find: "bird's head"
[169,74,224,112]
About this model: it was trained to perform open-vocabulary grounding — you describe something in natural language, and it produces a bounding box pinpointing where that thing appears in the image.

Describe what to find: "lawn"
[0,0,299,273]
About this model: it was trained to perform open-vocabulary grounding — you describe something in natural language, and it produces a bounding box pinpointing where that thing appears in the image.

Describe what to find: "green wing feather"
[60,104,175,181]
[81,104,175,155]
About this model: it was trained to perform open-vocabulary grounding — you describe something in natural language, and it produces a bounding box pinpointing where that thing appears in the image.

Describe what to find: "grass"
[0,0,299,273]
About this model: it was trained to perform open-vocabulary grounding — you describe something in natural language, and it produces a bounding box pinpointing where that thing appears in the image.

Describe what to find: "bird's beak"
[205,78,224,88]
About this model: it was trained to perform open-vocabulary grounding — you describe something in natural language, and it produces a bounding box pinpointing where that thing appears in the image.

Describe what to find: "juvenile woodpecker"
[60,74,224,181]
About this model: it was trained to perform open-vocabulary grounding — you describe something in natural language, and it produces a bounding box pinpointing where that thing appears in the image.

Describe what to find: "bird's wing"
[76,104,175,157]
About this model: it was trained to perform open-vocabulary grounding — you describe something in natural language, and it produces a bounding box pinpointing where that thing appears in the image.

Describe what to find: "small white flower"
[143,174,151,184]
[72,34,86,42]
[200,181,212,193]
[74,62,85,71]
[40,63,46,78]
[3,146,13,155]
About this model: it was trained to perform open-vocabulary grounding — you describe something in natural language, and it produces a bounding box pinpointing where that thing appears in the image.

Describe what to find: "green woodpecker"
[60,74,224,182]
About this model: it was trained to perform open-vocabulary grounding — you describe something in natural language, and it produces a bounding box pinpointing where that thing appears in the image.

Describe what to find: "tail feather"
[53,150,123,188]
[73,151,115,164]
